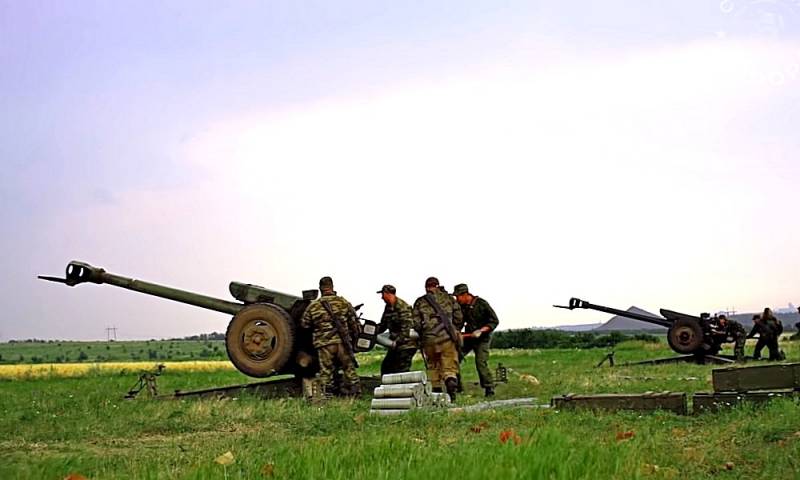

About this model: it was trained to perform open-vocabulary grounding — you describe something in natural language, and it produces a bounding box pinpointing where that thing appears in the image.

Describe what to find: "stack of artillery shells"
[382,371,427,385]
[370,371,446,415]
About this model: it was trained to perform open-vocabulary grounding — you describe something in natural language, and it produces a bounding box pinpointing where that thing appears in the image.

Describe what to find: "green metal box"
[693,390,797,414]
[712,363,800,392]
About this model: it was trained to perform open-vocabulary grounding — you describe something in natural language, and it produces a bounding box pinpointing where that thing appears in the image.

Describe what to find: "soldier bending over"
[376,284,418,375]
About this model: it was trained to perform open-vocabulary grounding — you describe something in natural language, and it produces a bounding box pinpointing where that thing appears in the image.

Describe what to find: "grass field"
[1,339,799,479]
[0,340,228,365]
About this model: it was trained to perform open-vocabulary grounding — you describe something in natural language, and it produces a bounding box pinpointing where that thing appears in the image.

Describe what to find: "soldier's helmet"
[453,284,469,296]
[319,276,334,290]
[424,276,439,288]
[376,284,396,294]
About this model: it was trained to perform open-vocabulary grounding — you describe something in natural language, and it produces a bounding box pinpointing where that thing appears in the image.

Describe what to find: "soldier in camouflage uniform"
[300,276,361,397]
[747,314,782,361]
[762,308,785,360]
[716,314,746,361]
[413,276,463,401]
[376,284,418,375]
[454,283,499,396]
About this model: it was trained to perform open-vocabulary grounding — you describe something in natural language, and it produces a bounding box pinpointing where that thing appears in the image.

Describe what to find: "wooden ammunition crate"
[712,363,800,392]
[551,392,687,415]
[693,390,798,414]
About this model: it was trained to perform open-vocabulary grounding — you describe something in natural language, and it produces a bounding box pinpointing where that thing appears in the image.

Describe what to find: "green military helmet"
[376,284,396,294]
[453,284,469,296]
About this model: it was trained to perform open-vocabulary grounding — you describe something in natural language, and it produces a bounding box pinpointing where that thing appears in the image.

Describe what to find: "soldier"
[300,276,361,397]
[413,276,463,402]
[376,284,418,375]
[747,314,781,361]
[716,314,746,362]
[453,283,499,396]
[762,308,785,361]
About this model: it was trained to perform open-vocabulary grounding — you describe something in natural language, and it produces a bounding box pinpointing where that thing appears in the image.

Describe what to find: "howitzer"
[39,261,378,378]
[555,297,730,357]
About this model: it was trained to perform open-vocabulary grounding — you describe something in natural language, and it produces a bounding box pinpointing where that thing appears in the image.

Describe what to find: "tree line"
[491,329,659,349]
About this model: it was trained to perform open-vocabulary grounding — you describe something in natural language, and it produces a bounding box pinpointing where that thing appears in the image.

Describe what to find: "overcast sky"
[1,1,799,340]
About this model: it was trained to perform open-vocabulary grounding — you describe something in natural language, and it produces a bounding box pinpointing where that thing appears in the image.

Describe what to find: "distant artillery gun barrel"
[554,297,730,358]
[39,260,379,379]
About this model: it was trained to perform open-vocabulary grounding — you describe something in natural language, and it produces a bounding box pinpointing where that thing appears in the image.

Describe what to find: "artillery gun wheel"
[667,318,704,354]
[226,304,295,377]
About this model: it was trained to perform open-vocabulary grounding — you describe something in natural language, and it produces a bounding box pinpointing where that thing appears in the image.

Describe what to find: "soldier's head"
[424,276,440,293]
[319,276,334,295]
[453,283,473,305]
[377,284,397,305]
[718,314,728,326]
[753,314,762,323]
[763,307,774,319]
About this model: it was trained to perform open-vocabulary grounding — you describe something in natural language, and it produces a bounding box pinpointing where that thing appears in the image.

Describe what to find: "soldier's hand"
[472,329,483,339]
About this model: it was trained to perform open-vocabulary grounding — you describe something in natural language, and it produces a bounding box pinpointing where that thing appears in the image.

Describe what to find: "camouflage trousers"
[422,340,459,389]
[731,335,746,361]
[461,337,494,388]
[753,336,783,361]
[380,348,417,376]
[317,343,360,396]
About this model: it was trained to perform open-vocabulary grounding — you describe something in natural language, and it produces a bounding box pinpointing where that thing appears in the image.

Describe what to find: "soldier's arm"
[343,299,362,336]
[481,299,500,331]
[377,305,392,334]
[746,325,758,338]
[451,298,464,329]
[300,304,315,329]
[397,302,415,341]
[412,302,425,333]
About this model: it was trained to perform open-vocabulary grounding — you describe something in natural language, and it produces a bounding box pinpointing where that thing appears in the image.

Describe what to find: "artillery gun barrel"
[39,261,243,315]
[554,297,672,328]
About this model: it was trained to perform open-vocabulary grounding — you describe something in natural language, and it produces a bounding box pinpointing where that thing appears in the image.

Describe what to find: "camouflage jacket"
[747,322,776,340]
[413,289,463,346]
[460,296,499,335]
[300,294,361,349]
[722,320,746,339]
[378,297,417,350]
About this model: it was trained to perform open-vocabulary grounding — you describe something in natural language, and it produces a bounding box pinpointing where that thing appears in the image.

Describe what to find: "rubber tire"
[667,317,704,354]
[225,304,295,377]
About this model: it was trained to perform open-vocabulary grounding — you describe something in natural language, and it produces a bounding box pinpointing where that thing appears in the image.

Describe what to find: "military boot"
[445,377,458,403]
[484,386,495,397]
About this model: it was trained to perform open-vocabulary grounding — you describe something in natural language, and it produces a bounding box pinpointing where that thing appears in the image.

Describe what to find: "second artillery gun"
[555,297,737,364]
[39,261,381,379]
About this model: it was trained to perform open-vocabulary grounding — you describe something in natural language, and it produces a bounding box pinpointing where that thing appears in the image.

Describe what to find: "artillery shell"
[373,383,424,399]
[371,397,417,410]
[369,409,408,416]
[381,371,427,385]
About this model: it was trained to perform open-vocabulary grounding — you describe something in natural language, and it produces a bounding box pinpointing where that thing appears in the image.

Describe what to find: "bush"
[77,351,89,361]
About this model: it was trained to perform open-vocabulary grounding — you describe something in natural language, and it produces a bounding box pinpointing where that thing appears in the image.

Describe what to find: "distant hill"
[593,306,668,332]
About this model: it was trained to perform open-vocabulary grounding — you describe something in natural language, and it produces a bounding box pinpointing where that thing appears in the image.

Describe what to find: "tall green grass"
[1,341,798,479]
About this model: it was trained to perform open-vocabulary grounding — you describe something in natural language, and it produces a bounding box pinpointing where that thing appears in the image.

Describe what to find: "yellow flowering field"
[0,361,235,379]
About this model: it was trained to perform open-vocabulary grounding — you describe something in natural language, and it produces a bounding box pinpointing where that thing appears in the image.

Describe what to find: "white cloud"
[34,37,800,339]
